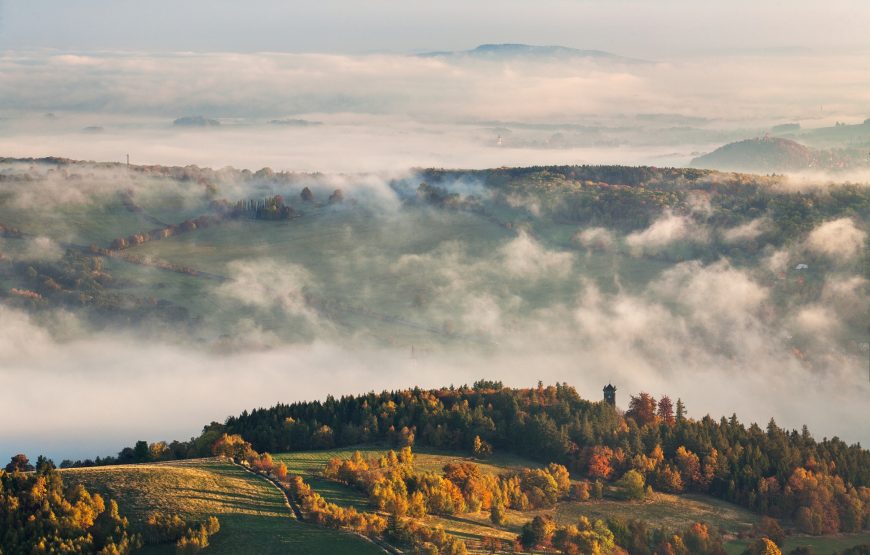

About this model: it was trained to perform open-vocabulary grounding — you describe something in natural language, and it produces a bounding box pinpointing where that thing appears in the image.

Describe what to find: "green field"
[117,203,671,345]
[725,534,870,555]
[62,458,385,554]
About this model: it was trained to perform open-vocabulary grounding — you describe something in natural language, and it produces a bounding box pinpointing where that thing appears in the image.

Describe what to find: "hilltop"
[44,381,870,554]
[690,136,866,172]
[418,43,648,63]
[768,118,870,150]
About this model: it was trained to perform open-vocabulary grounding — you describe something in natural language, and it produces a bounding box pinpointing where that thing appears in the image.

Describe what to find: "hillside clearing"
[62,458,384,554]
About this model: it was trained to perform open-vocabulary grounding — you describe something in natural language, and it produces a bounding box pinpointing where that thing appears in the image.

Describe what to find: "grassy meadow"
[725,533,870,555]
[62,458,385,554]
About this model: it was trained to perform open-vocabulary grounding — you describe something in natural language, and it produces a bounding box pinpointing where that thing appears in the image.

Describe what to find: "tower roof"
[603,383,616,392]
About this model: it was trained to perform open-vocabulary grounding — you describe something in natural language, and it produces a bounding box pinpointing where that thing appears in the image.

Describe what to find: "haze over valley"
[1,3,869,554]
[1,160,867,462]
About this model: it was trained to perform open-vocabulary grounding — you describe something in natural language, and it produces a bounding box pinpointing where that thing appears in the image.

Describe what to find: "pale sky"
[1,0,868,57]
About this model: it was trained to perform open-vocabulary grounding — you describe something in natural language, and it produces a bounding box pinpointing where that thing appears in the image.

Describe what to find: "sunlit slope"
[275,447,763,553]
[62,458,384,554]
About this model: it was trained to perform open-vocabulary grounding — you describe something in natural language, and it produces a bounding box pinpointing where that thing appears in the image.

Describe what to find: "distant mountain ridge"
[690,136,865,172]
[418,43,648,63]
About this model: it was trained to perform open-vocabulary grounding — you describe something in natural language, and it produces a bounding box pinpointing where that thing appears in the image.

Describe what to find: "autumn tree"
[490,501,507,526]
[615,469,646,500]
[753,517,785,548]
[652,463,684,493]
[149,441,170,461]
[626,393,658,427]
[520,515,556,549]
[0,467,141,553]
[546,463,571,494]
[674,446,702,490]
[587,446,615,480]
[741,537,781,555]
[551,516,616,555]
[210,433,256,461]
[572,481,591,501]
[518,467,561,508]
[274,462,289,480]
[657,395,675,425]
[682,522,725,555]
[5,454,33,472]
[473,435,493,458]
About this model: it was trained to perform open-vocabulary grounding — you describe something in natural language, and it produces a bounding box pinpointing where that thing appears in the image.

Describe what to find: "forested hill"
[689,137,868,173]
[411,163,870,237]
[216,382,870,535]
[55,381,870,536]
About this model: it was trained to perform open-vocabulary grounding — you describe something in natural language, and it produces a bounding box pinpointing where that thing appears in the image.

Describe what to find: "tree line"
[206,434,851,555]
[220,382,870,535]
[55,382,870,540]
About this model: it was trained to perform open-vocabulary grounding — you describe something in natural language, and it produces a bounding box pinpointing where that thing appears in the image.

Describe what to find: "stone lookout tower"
[603,383,616,407]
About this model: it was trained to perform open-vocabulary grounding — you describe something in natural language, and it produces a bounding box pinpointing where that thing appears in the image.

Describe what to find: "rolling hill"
[690,136,866,172]
[62,458,385,554]
[58,447,870,554]
[418,43,649,64]
[275,446,763,552]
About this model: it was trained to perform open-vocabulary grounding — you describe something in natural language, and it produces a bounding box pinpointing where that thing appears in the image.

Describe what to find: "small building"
[603,383,616,407]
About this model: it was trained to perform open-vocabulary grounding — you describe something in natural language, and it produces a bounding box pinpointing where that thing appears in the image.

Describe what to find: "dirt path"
[233,461,301,520]
[234,462,401,554]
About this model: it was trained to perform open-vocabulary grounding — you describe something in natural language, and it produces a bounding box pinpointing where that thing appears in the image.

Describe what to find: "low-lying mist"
[1,49,869,172]
[0,299,866,463]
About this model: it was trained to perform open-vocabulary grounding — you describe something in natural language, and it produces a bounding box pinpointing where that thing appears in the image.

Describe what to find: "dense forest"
[419,165,870,244]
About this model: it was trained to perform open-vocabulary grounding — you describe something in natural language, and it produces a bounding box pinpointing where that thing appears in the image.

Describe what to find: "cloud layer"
[1,50,870,172]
